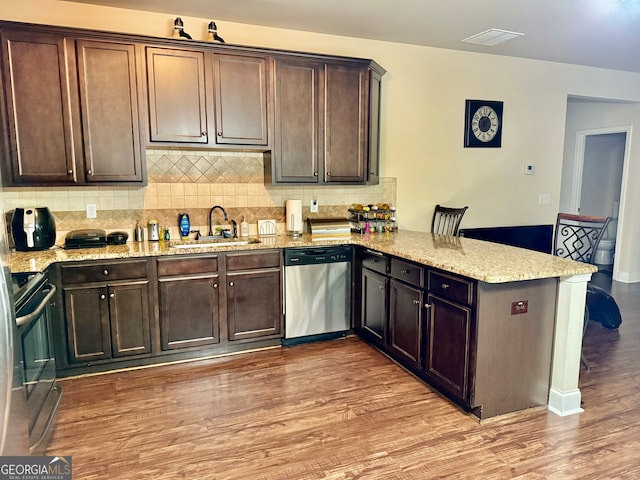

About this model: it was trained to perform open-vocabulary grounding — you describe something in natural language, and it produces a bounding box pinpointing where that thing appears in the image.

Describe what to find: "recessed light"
[462,28,525,46]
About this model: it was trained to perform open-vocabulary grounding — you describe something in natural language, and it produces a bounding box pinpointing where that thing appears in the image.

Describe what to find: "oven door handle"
[16,284,57,328]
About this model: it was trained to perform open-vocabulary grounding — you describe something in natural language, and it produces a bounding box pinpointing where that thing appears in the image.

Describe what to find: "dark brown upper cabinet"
[212,53,269,146]
[76,39,144,183]
[0,31,80,185]
[0,30,145,186]
[144,46,269,149]
[269,57,324,184]
[146,46,210,144]
[266,58,384,185]
[0,21,384,187]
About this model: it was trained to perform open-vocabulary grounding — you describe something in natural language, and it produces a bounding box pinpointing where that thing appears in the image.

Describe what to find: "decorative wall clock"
[464,100,503,148]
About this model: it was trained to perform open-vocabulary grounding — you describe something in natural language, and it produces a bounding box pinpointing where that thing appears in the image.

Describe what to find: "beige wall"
[3,1,640,236]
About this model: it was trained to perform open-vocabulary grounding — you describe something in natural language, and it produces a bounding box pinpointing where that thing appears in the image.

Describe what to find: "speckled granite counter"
[8,230,595,283]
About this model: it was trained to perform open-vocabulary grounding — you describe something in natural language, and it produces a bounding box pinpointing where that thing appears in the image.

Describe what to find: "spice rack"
[348,204,397,233]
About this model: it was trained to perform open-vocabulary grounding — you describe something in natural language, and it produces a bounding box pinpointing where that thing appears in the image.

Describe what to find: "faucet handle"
[190,229,201,240]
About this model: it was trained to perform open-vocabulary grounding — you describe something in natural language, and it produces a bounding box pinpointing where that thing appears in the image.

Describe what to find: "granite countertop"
[7,230,596,284]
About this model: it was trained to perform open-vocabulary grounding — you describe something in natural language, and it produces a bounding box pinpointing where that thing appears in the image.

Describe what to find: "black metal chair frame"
[553,213,611,264]
[553,213,613,370]
[431,205,468,236]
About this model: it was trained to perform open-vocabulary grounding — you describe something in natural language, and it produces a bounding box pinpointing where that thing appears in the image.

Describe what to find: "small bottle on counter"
[134,221,144,242]
[240,216,249,237]
[178,213,190,238]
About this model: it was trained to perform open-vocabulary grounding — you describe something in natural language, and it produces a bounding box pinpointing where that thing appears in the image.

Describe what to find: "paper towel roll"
[285,199,303,234]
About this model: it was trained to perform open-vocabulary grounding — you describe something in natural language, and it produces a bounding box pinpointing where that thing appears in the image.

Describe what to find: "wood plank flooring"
[47,278,640,479]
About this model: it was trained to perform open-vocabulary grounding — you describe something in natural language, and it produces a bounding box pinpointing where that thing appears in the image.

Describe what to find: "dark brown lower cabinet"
[226,269,281,341]
[360,267,388,346]
[424,293,472,403]
[64,286,111,362]
[225,250,283,342]
[158,275,220,350]
[389,279,423,370]
[63,280,151,363]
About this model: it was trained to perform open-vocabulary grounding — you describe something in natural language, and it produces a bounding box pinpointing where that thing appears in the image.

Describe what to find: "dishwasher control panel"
[284,246,353,266]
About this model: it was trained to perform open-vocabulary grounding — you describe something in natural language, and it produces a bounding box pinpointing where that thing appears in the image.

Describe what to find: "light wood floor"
[47,278,640,479]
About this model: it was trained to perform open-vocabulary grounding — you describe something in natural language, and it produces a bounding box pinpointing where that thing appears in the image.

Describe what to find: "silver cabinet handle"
[401,269,410,274]
[202,132,207,137]
[441,283,450,289]
[314,172,318,176]
[365,249,384,257]
[327,172,331,176]
[103,269,109,275]
[413,299,420,305]
[109,293,115,298]
[229,281,234,287]
[16,285,57,327]
[213,283,218,289]
[217,132,222,136]
[100,294,106,300]
[67,169,73,174]
[424,303,432,310]
[87,170,93,176]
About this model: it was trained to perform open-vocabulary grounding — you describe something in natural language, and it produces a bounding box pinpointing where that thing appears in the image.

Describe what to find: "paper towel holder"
[285,199,303,237]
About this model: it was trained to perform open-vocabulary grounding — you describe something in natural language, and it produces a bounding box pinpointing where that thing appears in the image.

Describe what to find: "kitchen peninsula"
[9,231,595,419]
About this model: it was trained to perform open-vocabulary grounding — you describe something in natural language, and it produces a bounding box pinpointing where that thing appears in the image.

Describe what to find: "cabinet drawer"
[226,250,281,271]
[428,271,474,306]
[157,256,218,276]
[390,258,423,288]
[362,250,388,274]
[61,260,148,284]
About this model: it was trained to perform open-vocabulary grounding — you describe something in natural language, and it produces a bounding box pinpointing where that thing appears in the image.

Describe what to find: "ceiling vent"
[462,28,524,46]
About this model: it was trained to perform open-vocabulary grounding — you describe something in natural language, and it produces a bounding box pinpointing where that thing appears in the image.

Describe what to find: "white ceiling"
[64,0,640,73]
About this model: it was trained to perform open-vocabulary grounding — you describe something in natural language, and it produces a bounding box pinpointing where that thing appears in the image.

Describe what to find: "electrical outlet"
[524,164,535,175]
[86,203,97,219]
[511,300,528,315]
[310,198,319,213]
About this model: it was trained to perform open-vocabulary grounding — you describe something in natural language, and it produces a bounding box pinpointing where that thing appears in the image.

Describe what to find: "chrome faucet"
[208,205,228,236]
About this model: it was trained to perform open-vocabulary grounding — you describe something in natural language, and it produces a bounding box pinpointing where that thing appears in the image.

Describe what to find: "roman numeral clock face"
[464,100,503,148]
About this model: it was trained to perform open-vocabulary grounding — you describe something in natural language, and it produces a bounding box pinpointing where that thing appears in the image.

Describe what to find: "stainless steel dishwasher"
[283,246,352,346]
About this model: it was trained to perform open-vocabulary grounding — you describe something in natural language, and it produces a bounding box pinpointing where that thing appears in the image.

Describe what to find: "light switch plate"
[86,203,97,219]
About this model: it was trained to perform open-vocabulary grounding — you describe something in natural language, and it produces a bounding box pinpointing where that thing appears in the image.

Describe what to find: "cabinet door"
[324,63,367,183]
[158,275,220,350]
[227,268,282,341]
[360,268,388,345]
[389,279,423,369]
[64,286,111,363]
[425,293,473,403]
[108,281,151,357]
[76,39,143,182]
[366,68,382,185]
[272,58,323,183]
[146,47,209,143]
[213,53,268,146]
[0,31,79,184]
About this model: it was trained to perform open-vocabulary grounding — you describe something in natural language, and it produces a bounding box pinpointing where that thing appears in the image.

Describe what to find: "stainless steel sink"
[169,238,260,249]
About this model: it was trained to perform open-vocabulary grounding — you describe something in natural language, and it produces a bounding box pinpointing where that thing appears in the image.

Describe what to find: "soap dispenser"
[240,216,249,237]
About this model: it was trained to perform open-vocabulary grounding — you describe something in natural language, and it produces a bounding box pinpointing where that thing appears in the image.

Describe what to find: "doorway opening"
[570,127,630,279]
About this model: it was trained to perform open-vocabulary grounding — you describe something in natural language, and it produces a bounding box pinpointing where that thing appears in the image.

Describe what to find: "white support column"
[548,273,592,416]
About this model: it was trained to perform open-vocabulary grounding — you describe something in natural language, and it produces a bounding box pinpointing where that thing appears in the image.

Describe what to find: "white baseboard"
[548,388,584,416]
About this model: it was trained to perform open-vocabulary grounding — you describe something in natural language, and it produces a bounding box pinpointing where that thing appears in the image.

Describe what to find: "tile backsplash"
[2,150,396,241]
